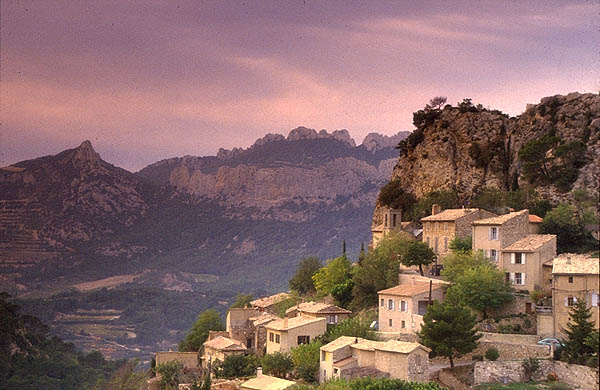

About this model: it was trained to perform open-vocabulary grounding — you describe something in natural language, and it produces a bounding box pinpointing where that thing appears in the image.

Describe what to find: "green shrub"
[523,318,532,328]
[522,357,540,381]
[213,354,259,378]
[485,347,499,361]
[261,352,293,378]
[548,382,571,390]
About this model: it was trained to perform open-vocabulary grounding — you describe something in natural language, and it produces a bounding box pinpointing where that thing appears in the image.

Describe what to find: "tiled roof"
[472,210,528,225]
[250,293,290,308]
[249,312,280,326]
[203,336,247,351]
[333,356,357,367]
[529,214,543,223]
[378,282,446,297]
[552,254,600,275]
[421,208,480,222]
[241,375,296,390]
[264,316,326,331]
[321,336,430,355]
[503,234,556,252]
[286,302,351,315]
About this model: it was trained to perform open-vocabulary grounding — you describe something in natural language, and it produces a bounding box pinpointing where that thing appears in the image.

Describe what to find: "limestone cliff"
[377,92,599,220]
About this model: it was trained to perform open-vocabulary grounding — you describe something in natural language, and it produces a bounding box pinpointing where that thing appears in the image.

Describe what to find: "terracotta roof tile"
[286,302,351,315]
[321,336,430,355]
[421,208,481,222]
[378,282,446,297]
[472,210,528,225]
[552,253,600,275]
[503,234,556,252]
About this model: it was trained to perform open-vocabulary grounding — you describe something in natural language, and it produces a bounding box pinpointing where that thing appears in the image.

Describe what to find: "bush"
[213,354,259,378]
[261,352,293,378]
[548,382,571,390]
[290,340,322,383]
[523,318,532,328]
[547,372,558,382]
[485,347,499,361]
[522,357,540,381]
[472,354,484,361]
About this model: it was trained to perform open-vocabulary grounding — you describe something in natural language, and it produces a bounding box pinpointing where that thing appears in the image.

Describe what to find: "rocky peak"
[71,140,102,166]
[287,126,319,141]
[329,129,356,147]
[362,131,411,152]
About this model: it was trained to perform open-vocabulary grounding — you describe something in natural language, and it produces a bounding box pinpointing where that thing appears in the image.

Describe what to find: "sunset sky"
[1,0,598,171]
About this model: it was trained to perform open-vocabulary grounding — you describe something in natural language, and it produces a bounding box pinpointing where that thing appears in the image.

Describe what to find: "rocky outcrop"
[362,131,411,152]
[379,93,599,214]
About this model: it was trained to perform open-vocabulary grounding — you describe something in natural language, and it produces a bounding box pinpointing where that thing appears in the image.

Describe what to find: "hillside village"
[149,200,599,390]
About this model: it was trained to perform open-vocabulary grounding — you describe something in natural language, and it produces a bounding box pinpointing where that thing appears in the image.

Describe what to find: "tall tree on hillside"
[289,257,322,295]
[451,264,513,319]
[400,241,435,276]
[179,309,225,352]
[417,301,481,368]
[440,250,490,283]
[562,299,598,364]
[312,256,351,297]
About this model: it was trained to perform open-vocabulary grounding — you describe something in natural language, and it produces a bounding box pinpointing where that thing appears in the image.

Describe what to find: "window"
[434,237,438,252]
[567,296,575,307]
[333,368,339,374]
[321,351,326,361]
[426,237,430,246]
[400,300,407,312]
[388,299,394,310]
[269,332,274,342]
[490,249,497,262]
[392,214,397,227]
[401,320,406,328]
[327,315,338,324]
[275,334,280,344]
[505,272,510,283]
[592,293,598,307]
[246,338,253,348]
[444,237,448,250]
[384,214,388,227]
[323,370,327,380]
[489,227,498,240]
[568,276,573,283]
[298,335,310,345]
[389,318,393,327]
[380,298,384,307]
[515,253,522,264]
[515,273,523,285]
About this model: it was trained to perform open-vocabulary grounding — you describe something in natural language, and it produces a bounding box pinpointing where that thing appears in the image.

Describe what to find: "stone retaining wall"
[475,360,599,390]
[474,341,550,360]
[479,332,539,344]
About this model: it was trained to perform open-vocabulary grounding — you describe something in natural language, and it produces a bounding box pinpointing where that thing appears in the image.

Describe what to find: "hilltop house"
[265,316,327,354]
[471,210,539,263]
[285,301,351,325]
[421,205,496,262]
[500,234,557,293]
[251,293,291,315]
[202,336,247,368]
[378,277,448,334]
[371,206,421,247]
[537,254,600,338]
[225,308,279,356]
[319,336,430,383]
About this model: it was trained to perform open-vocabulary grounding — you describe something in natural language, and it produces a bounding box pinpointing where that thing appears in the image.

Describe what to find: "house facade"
[378,279,447,334]
[549,254,599,338]
[319,336,430,383]
[226,308,279,356]
[285,301,351,325]
[471,210,530,263]
[500,234,557,292]
[202,336,247,368]
[421,205,496,262]
[264,316,327,354]
[371,207,421,247]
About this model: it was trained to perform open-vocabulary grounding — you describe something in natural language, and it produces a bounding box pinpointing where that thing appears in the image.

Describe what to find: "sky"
[1,1,598,171]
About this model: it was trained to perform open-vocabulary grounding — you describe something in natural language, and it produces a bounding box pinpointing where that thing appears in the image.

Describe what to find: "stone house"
[371,206,421,247]
[250,293,290,315]
[225,308,279,356]
[542,254,600,338]
[264,316,327,354]
[240,368,296,390]
[421,205,496,262]
[378,278,448,334]
[154,351,199,370]
[500,234,557,294]
[202,336,247,368]
[285,301,351,325]
[319,336,430,383]
[471,210,531,263]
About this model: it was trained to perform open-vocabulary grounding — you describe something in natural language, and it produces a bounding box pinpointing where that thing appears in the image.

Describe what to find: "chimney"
[256,367,263,377]
[432,204,441,215]
[283,318,288,328]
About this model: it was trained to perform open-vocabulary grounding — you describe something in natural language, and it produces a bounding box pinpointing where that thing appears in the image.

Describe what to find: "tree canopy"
[290,340,323,383]
[541,203,597,253]
[321,317,378,344]
[230,293,254,309]
[289,257,322,295]
[178,309,225,352]
[313,256,352,297]
[400,241,435,276]
[440,250,490,283]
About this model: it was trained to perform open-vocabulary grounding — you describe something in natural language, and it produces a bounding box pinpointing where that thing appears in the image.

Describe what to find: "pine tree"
[358,242,366,265]
[562,298,597,363]
[417,301,481,367]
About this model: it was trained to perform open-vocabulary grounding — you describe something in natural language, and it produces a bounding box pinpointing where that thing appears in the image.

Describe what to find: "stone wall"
[474,360,599,390]
[155,351,199,370]
[474,341,550,360]
[488,294,532,318]
[479,332,540,344]
[537,313,554,338]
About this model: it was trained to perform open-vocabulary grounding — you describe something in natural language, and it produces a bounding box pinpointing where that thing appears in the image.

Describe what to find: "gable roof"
[503,234,556,252]
[472,210,528,225]
[203,336,247,352]
[250,293,290,308]
[286,301,351,316]
[320,336,430,355]
[241,375,296,390]
[264,315,326,331]
[552,254,600,275]
[378,281,446,297]
[421,208,480,222]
